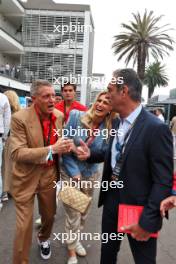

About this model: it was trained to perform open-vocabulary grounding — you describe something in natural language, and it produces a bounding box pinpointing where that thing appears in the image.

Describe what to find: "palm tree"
[112,10,174,81]
[144,62,169,99]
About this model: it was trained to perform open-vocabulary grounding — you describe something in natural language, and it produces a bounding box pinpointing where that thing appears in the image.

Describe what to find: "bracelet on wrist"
[46,145,53,161]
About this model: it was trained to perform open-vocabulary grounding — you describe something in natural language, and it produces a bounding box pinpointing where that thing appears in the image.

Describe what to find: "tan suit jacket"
[10,105,63,202]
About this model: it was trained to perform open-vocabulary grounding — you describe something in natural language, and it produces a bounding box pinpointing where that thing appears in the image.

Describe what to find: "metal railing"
[0,14,22,43]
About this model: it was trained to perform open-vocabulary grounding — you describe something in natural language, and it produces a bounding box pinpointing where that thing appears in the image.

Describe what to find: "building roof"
[0,0,24,14]
[17,0,94,28]
[160,98,176,105]
[18,0,91,12]
[147,99,176,106]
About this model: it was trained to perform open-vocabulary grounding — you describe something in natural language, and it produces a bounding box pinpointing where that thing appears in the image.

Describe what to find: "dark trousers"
[100,189,157,264]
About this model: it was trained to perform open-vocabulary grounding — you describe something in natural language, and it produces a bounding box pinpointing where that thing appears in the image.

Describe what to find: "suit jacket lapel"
[28,105,44,147]
[107,118,120,156]
[121,108,146,168]
[28,107,63,148]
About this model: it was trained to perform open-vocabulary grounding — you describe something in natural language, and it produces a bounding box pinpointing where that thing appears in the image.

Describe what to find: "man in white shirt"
[111,104,142,169]
[77,69,173,264]
[155,108,165,122]
[0,92,11,209]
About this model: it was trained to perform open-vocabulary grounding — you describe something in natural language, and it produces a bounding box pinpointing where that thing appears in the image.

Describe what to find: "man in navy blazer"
[77,69,173,264]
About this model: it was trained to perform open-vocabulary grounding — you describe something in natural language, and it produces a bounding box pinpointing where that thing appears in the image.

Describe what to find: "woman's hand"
[69,142,78,154]
[76,139,91,160]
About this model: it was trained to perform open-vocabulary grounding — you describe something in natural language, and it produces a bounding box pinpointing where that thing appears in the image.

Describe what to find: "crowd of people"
[0,63,21,80]
[0,69,176,264]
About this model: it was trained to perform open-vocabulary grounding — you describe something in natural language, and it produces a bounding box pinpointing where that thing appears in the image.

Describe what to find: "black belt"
[0,133,3,137]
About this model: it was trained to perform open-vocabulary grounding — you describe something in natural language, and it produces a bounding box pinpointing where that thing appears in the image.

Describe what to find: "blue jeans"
[0,138,3,199]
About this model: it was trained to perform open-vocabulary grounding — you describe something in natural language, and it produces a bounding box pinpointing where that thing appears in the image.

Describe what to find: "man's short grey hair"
[113,68,142,102]
[30,79,52,96]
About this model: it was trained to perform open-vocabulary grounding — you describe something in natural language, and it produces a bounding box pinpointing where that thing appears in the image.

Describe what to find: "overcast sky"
[54,0,176,100]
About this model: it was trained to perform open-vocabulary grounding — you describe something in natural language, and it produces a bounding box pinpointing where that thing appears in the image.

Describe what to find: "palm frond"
[112,9,174,81]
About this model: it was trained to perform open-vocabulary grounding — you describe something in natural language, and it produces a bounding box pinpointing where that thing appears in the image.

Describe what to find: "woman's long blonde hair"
[81,91,117,136]
[4,90,21,113]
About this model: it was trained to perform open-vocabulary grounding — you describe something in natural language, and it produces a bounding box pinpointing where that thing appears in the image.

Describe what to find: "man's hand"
[69,142,78,154]
[121,224,151,241]
[160,195,176,217]
[76,139,91,160]
[52,138,73,154]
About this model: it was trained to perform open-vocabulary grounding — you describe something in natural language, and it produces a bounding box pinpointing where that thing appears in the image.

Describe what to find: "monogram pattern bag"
[58,185,92,214]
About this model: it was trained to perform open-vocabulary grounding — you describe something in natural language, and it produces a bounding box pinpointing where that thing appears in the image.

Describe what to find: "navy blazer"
[88,108,173,233]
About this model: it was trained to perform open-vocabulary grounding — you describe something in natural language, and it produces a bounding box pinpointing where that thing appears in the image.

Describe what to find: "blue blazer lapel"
[107,118,120,155]
[120,108,146,168]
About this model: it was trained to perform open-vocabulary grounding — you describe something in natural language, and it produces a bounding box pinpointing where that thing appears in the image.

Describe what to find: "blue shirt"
[111,104,142,169]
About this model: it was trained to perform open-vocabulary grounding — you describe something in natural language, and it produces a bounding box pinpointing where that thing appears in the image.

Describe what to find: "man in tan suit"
[10,80,73,264]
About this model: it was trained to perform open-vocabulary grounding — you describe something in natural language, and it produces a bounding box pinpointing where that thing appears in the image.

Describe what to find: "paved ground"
[1,184,176,264]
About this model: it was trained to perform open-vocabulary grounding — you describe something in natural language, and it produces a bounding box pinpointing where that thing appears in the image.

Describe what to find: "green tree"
[112,10,174,81]
[144,62,169,99]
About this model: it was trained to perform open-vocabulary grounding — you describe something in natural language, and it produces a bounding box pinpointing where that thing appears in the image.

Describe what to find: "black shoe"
[1,192,8,202]
[38,239,51,260]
